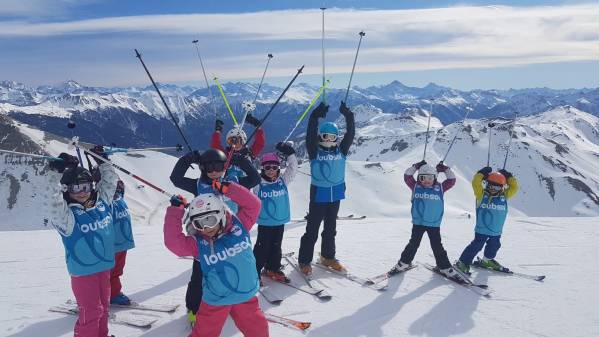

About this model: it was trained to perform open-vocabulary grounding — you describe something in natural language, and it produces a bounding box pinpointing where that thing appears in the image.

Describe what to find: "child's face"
[418,175,435,187]
[263,164,279,179]
[199,224,221,238]
[207,170,225,180]
[69,191,91,203]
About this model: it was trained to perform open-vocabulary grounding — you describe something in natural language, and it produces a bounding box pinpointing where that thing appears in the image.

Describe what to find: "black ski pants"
[298,200,341,265]
[399,224,452,269]
[185,259,203,314]
[253,225,285,274]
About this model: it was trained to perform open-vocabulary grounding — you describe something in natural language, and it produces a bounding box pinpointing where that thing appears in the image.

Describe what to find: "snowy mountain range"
[2,79,599,149]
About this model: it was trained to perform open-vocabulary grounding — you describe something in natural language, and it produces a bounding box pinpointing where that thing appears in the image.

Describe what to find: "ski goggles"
[226,136,243,145]
[263,165,280,171]
[320,133,338,142]
[487,183,503,193]
[191,212,221,231]
[204,161,225,173]
[418,174,435,182]
[66,182,93,194]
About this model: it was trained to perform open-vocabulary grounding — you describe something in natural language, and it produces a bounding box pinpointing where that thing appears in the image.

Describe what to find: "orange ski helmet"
[487,172,507,185]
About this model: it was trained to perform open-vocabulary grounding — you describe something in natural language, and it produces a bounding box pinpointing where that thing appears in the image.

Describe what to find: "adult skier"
[297,102,355,275]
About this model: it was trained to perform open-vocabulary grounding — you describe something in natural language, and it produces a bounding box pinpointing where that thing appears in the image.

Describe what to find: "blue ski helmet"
[319,122,339,136]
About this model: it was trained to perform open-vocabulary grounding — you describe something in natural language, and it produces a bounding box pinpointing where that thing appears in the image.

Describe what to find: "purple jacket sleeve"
[163,206,199,258]
[404,165,417,191]
[441,168,457,192]
[223,182,261,231]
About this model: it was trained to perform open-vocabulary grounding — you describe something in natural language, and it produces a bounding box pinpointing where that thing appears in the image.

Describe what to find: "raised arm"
[223,182,261,231]
[170,151,201,195]
[250,128,265,156]
[163,206,199,258]
[236,154,260,189]
[96,161,119,205]
[47,170,76,237]
[339,102,355,156]
[306,103,328,160]
[403,165,417,191]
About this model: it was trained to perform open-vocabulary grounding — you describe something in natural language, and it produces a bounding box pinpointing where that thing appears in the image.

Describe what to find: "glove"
[339,101,352,116]
[413,160,427,170]
[245,113,261,127]
[48,153,78,173]
[214,119,224,132]
[236,146,252,158]
[498,169,513,179]
[276,141,295,156]
[436,161,449,173]
[311,102,329,119]
[212,180,230,194]
[90,145,108,163]
[170,194,188,208]
[478,166,493,178]
[184,150,202,164]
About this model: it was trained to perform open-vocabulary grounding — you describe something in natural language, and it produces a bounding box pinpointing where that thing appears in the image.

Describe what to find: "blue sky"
[1,0,599,90]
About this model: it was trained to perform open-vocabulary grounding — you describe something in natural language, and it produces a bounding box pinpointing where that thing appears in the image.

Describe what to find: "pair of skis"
[49,299,179,329]
[471,257,546,282]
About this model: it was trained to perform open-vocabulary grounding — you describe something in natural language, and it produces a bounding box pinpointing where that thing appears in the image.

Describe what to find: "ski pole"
[441,107,473,164]
[213,76,238,125]
[246,65,304,145]
[134,49,194,152]
[70,137,172,197]
[67,120,84,168]
[283,79,330,142]
[320,6,327,104]
[487,121,496,167]
[240,53,274,128]
[0,149,63,161]
[104,145,183,155]
[422,100,433,161]
[344,31,366,104]
[502,111,518,169]
[192,40,217,116]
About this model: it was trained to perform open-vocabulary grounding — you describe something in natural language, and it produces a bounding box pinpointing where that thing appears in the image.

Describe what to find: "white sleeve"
[47,171,75,237]
[281,154,298,186]
[404,165,417,176]
[96,162,119,205]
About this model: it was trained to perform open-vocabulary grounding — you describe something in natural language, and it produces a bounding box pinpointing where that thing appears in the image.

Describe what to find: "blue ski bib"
[475,193,508,236]
[196,218,259,306]
[257,179,290,226]
[61,199,115,276]
[411,183,445,227]
[310,148,346,188]
[112,196,135,252]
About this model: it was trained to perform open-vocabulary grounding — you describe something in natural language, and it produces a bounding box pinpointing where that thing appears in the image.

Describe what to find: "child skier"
[164,183,268,337]
[252,142,298,282]
[170,148,260,326]
[388,161,463,280]
[455,167,519,274]
[47,148,118,337]
[109,179,135,305]
[297,102,355,275]
[211,116,265,181]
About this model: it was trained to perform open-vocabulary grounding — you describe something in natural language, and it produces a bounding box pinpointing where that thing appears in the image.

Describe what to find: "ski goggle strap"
[320,133,338,142]
[65,182,93,194]
[191,212,221,231]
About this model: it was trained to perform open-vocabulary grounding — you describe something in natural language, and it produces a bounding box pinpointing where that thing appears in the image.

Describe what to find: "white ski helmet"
[418,164,437,178]
[187,194,226,230]
[226,127,247,145]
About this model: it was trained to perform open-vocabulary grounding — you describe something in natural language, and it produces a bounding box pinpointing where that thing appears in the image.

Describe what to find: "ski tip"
[535,276,546,282]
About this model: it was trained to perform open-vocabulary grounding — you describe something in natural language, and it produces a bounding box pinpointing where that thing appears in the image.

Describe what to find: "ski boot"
[454,260,471,275]
[388,261,412,276]
[266,269,291,283]
[187,310,196,328]
[110,293,131,306]
[319,256,346,272]
[478,257,509,272]
[439,267,469,284]
[299,263,312,276]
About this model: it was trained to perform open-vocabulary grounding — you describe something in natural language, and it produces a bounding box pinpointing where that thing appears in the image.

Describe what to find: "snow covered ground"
[1,214,597,337]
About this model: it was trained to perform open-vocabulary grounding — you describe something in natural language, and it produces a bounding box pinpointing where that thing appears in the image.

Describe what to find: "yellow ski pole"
[213,76,238,125]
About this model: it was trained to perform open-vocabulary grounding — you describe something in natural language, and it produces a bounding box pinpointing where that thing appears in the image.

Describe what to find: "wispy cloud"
[2,4,599,86]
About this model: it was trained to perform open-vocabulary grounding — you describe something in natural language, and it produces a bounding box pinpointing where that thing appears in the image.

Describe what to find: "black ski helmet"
[60,166,93,186]
[200,149,226,164]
